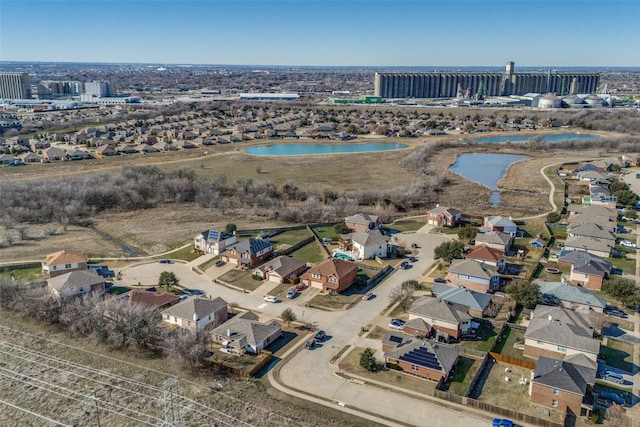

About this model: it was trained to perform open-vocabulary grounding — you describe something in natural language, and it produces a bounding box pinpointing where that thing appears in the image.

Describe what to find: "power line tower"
[158,377,191,427]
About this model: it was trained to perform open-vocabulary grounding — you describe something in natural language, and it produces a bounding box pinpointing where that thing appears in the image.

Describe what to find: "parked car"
[104,281,114,289]
[159,259,172,264]
[400,261,409,269]
[389,319,405,330]
[492,419,513,427]
[411,243,419,248]
[146,287,157,292]
[183,289,205,296]
[294,284,304,292]
[286,288,297,299]
[305,339,316,350]
[263,295,279,303]
[214,260,225,267]
[598,390,626,406]
[605,371,625,384]
[408,256,417,263]
[605,306,629,318]
[314,330,326,341]
[362,292,374,300]
[434,277,447,283]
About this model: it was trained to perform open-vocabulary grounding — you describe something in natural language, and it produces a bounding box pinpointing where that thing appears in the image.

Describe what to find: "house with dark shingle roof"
[563,235,613,259]
[567,223,616,242]
[383,333,460,381]
[253,255,308,283]
[301,258,358,294]
[47,269,105,299]
[474,231,513,253]
[465,245,506,273]
[408,296,472,339]
[534,281,606,313]
[446,258,501,293]
[427,205,462,227]
[223,238,273,268]
[194,229,237,255]
[212,311,282,355]
[483,216,518,235]
[524,305,599,362]
[529,354,596,416]
[431,284,493,318]
[161,296,228,332]
[126,289,180,310]
[557,251,612,291]
[351,229,389,260]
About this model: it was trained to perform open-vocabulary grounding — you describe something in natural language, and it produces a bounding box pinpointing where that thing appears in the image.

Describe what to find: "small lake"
[245,143,407,156]
[471,133,599,144]
[449,153,530,207]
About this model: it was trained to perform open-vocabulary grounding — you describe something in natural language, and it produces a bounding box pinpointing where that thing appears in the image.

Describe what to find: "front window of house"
[552,400,558,408]
[312,273,320,279]
[411,364,419,371]
[65,264,72,268]
[553,388,559,395]
[557,345,567,352]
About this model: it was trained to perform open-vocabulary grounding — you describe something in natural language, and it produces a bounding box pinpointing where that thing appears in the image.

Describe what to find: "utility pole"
[91,391,101,427]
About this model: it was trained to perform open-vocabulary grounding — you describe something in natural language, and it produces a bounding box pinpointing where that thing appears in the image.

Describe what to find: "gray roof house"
[212,311,282,354]
[351,229,389,260]
[524,305,599,361]
[534,281,607,313]
[47,269,105,299]
[344,213,380,231]
[566,204,617,219]
[408,297,472,339]
[446,258,501,293]
[253,255,308,283]
[567,223,616,242]
[557,250,612,290]
[431,284,493,317]
[161,296,228,332]
[530,354,597,415]
[474,231,513,252]
[563,235,614,258]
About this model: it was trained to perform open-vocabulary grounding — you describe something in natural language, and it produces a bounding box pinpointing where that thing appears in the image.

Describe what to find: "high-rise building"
[84,80,113,97]
[0,72,31,99]
[374,61,600,99]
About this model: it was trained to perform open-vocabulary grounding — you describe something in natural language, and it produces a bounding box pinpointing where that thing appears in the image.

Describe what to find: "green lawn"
[197,255,220,271]
[308,292,361,311]
[459,323,499,352]
[0,267,44,282]
[600,340,635,373]
[289,241,325,264]
[311,225,340,240]
[548,226,568,238]
[157,245,202,262]
[269,228,312,247]
[493,327,529,360]
[432,227,460,235]
[518,224,547,239]
[606,256,636,275]
[218,269,264,292]
[389,217,427,232]
[445,356,481,396]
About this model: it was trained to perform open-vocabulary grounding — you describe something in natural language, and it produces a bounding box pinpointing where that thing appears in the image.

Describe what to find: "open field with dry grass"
[0,130,624,263]
[0,311,374,427]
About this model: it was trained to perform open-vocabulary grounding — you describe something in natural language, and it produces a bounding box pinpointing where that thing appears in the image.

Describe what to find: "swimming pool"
[333,253,354,261]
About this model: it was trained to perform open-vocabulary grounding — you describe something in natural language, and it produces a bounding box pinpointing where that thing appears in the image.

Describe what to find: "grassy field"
[157,244,202,262]
[459,324,499,352]
[311,226,340,240]
[308,291,362,311]
[601,339,635,373]
[444,355,482,396]
[389,217,427,232]
[0,267,44,282]
[607,256,636,275]
[269,228,312,248]
[492,327,529,360]
[289,241,326,264]
[218,269,265,292]
[339,346,436,396]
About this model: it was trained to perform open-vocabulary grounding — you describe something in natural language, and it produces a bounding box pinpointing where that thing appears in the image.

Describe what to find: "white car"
[619,240,636,248]
[263,295,279,303]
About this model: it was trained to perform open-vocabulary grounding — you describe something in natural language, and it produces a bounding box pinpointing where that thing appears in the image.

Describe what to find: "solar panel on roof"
[389,335,403,343]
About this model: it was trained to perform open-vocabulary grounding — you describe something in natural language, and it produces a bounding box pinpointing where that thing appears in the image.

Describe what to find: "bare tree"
[14,224,28,240]
[162,327,212,370]
[606,404,628,427]
[4,231,15,246]
[590,311,610,335]
[389,280,416,312]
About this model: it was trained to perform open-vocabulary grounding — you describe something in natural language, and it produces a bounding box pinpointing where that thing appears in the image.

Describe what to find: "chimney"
[227,328,232,337]
[548,314,553,321]
[193,313,198,321]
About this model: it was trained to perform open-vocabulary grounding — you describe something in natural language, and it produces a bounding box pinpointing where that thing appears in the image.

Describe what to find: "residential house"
[47,269,105,299]
[0,154,17,165]
[557,251,612,291]
[523,305,599,362]
[153,141,178,152]
[194,229,237,255]
[567,223,616,242]
[431,284,493,318]
[344,213,380,232]
[529,354,597,416]
[212,311,282,355]
[563,235,613,259]
[300,258,358,294]
[117,144,138,154]
[534,281,606,313]
[161,296,228,332]
[253,255,308,283]
[465,246,506,273]
[446,258,501,293]
[408,297,473,340]
[95,145,118,157]
[383,334,460,381]
[126,289,181,310]
[42,146,65,161]
[19,152,41,163]
[136,144,159,153]
[474,231,513,253]
[567,214,617,234]
[351,229,389,260]
[427,206,462,227]
[566,204,617,221]
[42,249,88,277]
[483,216,518,235]
[223,238,273,268]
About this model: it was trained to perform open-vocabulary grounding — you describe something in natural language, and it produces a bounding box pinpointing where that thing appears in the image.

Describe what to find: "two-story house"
[408,297,473,340]
[194,229,237,255]
[161,296,228,332]
[223,238,273,268]
[42,249,88,277]
[344,213,380,232]
[300,258,358,294]
[427,205,462,227]
[446,258,501,293]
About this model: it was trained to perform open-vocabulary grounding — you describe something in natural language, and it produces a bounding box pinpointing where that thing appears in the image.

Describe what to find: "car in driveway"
[434,277,447,283]
[286,288,297,299]
[408,256,417,263]
[183,289,205,296]
[294,284,304,292]
[314,330,326,341]
[605,306,629,318]
[305,338,316,349]
[362,292,374,300]
[214,260,225,267]
[492,419,513,427]
[400,261,409,269]
[389,319,405,330]
[263,295,280,303]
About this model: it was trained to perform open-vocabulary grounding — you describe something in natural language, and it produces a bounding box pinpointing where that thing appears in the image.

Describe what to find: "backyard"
[492,327,530,361]
[600,339,636,373]
[459,323,499,353]
[269,228,313,249]
[442,355,482,396]
[288,241,326,264]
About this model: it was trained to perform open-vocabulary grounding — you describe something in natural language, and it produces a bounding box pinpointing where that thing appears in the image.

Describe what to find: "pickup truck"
[89,265,115,278]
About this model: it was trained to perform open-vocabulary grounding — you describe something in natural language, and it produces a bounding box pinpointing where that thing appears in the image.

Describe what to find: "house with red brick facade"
[523,305,599,362]
[465,246,506,273]
[483,216,518,235]
[446,258,501,293]
[557,251,612,291]
[344,213,380,232]
[408,297,472,340]
[42,249,88,277]
[529,354,596,416]
[300,258,358,294]
[383,333,459,382]
[427,206,461,227]
[223,238,273,268]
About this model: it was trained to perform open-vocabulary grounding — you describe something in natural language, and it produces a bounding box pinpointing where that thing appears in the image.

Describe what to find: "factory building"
[374,62,600,99]
[0,72,31,100]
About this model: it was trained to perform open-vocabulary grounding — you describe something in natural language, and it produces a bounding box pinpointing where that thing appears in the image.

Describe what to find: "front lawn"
[389,217,427,232]
[218,269,264,292]
[157,244,202,262]
[307,292,361,311]
[606,256,636,275]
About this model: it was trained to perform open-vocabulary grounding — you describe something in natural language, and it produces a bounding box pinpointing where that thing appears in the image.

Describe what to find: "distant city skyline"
[1,1,638,67]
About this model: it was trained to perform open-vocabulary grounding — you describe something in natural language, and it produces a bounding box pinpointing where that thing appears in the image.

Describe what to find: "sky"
[1,0,638,67]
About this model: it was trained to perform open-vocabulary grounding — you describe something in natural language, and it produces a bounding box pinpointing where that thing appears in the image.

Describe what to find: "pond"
[245,142,407,156]
[470,133,599,144]
[449,153,530,207]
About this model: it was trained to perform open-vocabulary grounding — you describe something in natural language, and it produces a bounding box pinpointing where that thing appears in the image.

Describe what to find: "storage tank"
[562,95,584,108]
[538,94,561,108]
[585,95,604,107]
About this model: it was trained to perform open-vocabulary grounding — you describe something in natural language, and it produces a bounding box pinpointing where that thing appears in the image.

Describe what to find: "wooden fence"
[489,352,536,370]
[278,236,315,257]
